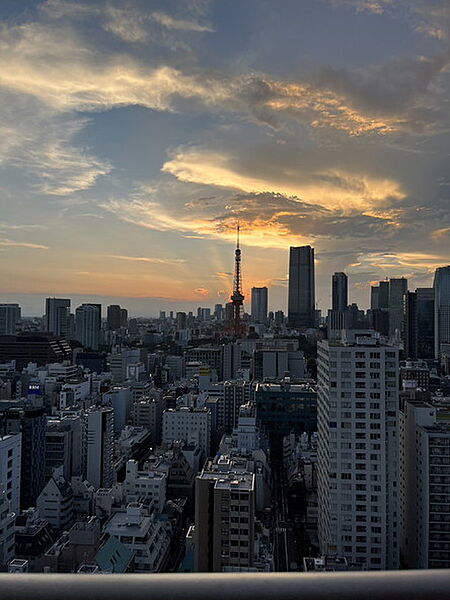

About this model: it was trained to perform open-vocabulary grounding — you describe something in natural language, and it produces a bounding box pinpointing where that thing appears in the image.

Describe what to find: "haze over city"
[0,0,449,316]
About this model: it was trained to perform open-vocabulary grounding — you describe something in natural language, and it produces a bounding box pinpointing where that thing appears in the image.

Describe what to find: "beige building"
[195,464,255,572]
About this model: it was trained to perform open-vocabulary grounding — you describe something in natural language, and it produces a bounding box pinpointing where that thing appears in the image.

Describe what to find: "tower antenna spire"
[229,221,245,338]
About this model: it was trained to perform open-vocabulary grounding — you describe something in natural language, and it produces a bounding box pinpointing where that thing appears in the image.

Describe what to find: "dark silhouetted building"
[1,407,46,510]
[403,291,418,359]
[332,272,348,311]
[107,305,122,331]
[0,333,72,370]
[45,298,71,337]
[434,266,450,359]
[288,246,315,329]
[416,288,434,359]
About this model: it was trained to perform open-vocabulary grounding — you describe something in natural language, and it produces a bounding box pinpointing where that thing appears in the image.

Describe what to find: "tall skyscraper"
[45,298,71,337]
[416,288,434,359]
[332,272,348,311]
[378,281,390,310]
[288,246,315,329]
[176,311,187,330]
[107,305,122,330]
[434,266,450,359]
[75,303,101,350]
[329,272,349,337]
[388,278,408,337]
[370,286,379,310]
[0,304,21,335]
[251,286,268,324]
[317,330,399,570]
[403,291,418,359]
[120,308,128,328]
[85,406,114,489]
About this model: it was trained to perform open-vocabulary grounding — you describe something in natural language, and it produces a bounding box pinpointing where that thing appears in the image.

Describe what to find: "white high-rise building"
[317,330,399,570]
[400,400,450,569]
[124,460,166,512]
[0,434,21,515]
[0,484,15,567]
[0,304,21,335]
[162,407,211,459]
[75,304,101,351]
[85,406,114,489]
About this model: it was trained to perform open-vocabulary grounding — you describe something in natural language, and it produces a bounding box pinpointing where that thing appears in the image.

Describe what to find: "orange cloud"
[162,147,406,212]
[193,287,209,296]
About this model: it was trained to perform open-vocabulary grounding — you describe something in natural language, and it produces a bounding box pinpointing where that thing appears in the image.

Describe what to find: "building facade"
[251,287,268,324]
[288,246,315,329]
[45,298,71,337]
[317,331,399,570]
[434,266,450,359]
[400,400,450,569]
[75,304,102,351]
[85,406,114,489]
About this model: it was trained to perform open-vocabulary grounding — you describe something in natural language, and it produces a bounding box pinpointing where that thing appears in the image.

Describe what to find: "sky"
[0,0,449,316]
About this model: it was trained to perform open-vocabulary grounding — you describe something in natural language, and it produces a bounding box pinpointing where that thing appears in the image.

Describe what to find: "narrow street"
[272,453,298,571]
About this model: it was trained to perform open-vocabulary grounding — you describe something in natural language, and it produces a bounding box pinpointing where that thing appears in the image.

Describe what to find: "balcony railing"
[0,571,450,600]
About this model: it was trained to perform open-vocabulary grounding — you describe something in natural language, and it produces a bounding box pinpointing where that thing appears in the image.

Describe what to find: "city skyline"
[0,0,449,315]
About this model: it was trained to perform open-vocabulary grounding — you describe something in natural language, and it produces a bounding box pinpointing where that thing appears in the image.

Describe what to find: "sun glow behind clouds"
[162,147,406,212]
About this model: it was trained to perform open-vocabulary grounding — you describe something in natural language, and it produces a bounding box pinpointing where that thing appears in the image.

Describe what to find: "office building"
[288,246,315,329]
[45,298,71,337]
[75,304,101,351]
[0,433,21,514]
[416,288,434,359]
[255,380,317,446]
[252,348,306,380]
[214,304,224,321]
[0,484,15,567]
[85,406,114,489]
[120,308,128,328]
[0,304,21,335]
[45,416,82,481]
[104,503,170,572]
[378,281,390,309]
[107,305,122,331]
[434,266,450,359]
[37,472,74,532]
[176,312,187,331]
[274,310,284,326]
[162,407,211,459]
[400,401,450,568]
[332,273,348,312]
[251,287,268,324]
[388,278,408,337]
[103,387,132,433]
[317,330,399,570]
[1,407,46,510]
[328,272,349,338]
[131,396,163,447]
[195,465,255,572]
[370,286,379,310]
[0,333,72,370]
[205,380,252,433]
[403,291,418,359]
[124,460,166,513]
